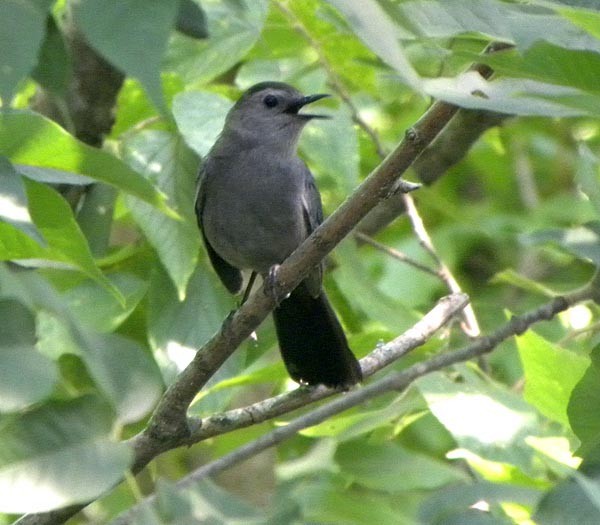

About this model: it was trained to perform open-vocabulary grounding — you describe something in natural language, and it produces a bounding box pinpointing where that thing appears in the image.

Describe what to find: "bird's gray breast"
[201,151,308,274]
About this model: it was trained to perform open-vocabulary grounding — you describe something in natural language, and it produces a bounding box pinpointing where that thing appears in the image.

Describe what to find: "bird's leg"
[240,271,258,305]
[264,264,288,305]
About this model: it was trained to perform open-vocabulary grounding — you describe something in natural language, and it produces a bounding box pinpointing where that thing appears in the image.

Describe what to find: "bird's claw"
[264,264,287,305]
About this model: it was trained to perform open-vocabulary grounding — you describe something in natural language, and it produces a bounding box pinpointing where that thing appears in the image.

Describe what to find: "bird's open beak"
[286,93,331,119]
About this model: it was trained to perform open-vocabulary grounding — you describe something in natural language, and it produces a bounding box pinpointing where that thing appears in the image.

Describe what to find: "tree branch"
[112,280,596,524]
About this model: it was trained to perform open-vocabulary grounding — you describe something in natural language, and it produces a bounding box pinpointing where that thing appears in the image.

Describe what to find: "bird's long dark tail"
[272,282,362,388]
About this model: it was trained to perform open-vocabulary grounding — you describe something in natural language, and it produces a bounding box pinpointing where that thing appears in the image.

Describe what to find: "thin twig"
[354,231,439,277]
[403,193,481,337]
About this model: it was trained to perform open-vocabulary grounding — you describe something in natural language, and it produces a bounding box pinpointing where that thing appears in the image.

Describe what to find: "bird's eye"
[263,94,279,108]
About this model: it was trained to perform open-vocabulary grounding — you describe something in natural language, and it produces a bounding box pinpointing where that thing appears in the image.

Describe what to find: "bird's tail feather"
[273,282,362,388]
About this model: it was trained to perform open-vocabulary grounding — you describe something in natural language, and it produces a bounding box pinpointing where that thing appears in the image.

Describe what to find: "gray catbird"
[195,81,362,388]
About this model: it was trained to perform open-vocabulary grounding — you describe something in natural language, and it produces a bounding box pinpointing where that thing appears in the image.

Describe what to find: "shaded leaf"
[326,0,421,89]
[522,221,600,265]
[72,0,180,111]
[0,110,174,215]
[122,130,200,298]
[164,0,269,84]
[0,299,57,412]
[336,441,466,492]
[176,0,208,39]
[569,345,600,457]
[0,396,132,513]
[0,0,47,103]
[173,91,232,157]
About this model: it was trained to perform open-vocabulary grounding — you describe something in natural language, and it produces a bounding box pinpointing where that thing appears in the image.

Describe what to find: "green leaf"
[0,0,47,103]
[176,0,208,39]
[81,332,164,424]
[300,105,360,195]
[164,0,269,84]
[122,130,200,298]
[424,74,599,117]
[394,0,600,53]
[534,475,600,525]
[0,396,132,513]
[0,110,174,216]
[336,441,466,492]
[172,91,233,157]
[72,0,180,111]
[61,273,148,333]
[0,299,57,412]
[522,221,600,265]
[148,264,235,391]
[0,156,44,244]
[417,369,541,471]
[295,479,411,525]
[325,0,421,89]
[476,42,600,95]
[421,481,542,525]
[31,14,72,96]
[568,345,600,456]
[24,179,123,301]
[516,330,589,427]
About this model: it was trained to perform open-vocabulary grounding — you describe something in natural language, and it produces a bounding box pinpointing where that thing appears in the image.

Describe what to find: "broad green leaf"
[128,478,263,525]
[300,105,360,195]
[517,330,588,427]
[0,156,44,244]
[176,0,208,39]
[0,396,132,513]
[522,221,600,265]
[417,370,541,472]
[164,0,269,85]
[0,0,47,103]
[60,273,148,333]
[172,91,232,156]
[72,0,179,111]
[534,475,600,525]
[295,479,412,525]
[568,345,600,456]
[476,42,600,95]
[0,110,174,215]
[0,299,57,412]
[326,0,421,89]
[122,130,200,298]
[336,441,466,492]
[148,264,235,397]
[82,332,164,424]
[24,179,122,301]
[424,74,599,117]
[421,481,542,525]
[31,14,71,96]
[394,0,600,53]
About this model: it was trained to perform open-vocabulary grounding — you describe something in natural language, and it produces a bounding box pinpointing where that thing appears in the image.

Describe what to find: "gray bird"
[195,81,362,388]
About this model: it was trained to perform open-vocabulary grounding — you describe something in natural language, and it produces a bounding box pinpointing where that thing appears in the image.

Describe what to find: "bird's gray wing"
[195,165,243,294]
[300,163,324,297]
